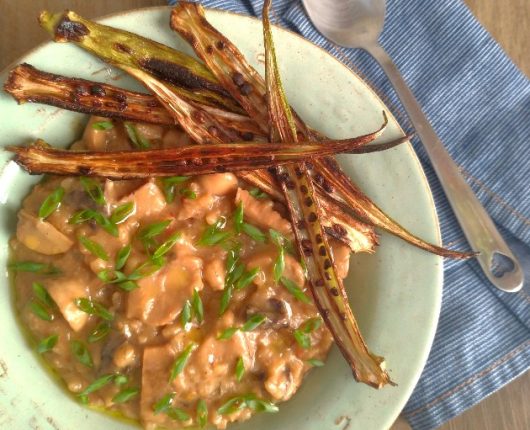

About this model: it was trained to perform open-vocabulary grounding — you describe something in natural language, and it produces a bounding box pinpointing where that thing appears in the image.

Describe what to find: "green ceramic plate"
[0,6,442,430]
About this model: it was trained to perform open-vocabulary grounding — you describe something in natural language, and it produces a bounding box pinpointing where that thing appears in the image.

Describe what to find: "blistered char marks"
[54,16,89,42]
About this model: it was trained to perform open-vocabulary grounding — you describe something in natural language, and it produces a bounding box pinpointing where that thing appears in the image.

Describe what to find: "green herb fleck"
[181,300,192,326]
[70,340,93,368]
[307,359,325,367]
[115,245,132,271]
[161,176,189,203]
[69,209,117,237]
[241,314,266,332]
[110,202,135,224]
[9,261,60,275]
[124,122,150,149]
[235,357,245,382]
[113,387,139,404]
[92,121,113,131]
[235,267,259,290]
[138,220,171,242]
[198,217,231,247]
[79,236,109,261]
[179,188,197,199]
[280,277,311,303]
[242,223,266,243]
[294,317,322,349]
[88,321,111,343]
[32,282,54,308]
[167,408,191,421]
[78,374,114,396]
[273,246,285,283]
[217,327,238,340]
[152,232,181,259]
[114,374,128,386]
[169,343,197,382]
[196,399,208,428]
[80,177,105,205]
[38,186,65,219]
[75,298,113,321]
[248,188,268,199]
[269,229,294,254]
[217,394,278,415]
[234,202,244,233]
[30,300,53,321]
[219,284,233,316]
[191,289,204,324]
[36,334,58,354]
[153,392,175,414]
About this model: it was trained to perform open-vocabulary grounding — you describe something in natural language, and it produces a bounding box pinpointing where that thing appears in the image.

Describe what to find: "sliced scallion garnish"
[169,343,197,382]
[79,236,109,261]
[38,186,65,219]
[70,340,93,368]
[80,177,105,205]
[36,334,58,354]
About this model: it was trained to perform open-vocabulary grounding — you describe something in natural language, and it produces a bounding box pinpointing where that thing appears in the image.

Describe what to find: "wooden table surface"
[1,1,528,429]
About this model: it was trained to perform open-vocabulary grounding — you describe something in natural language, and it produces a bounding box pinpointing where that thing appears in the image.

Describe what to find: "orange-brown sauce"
[9,117,350,429]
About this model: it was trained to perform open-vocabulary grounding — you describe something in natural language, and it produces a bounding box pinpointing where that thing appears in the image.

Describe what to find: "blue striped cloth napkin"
[168,1,530,428]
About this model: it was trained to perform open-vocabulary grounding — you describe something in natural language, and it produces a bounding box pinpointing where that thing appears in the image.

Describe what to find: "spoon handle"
[365,42,524,293]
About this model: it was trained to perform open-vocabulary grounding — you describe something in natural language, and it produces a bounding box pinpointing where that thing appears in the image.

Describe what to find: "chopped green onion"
[30,300,53,321]
[128,258,164,280]
[167,408,191,421]
[118,280,139,291]
[75,298,113,321]
[294,330,310,349]
[294,317,322,349]
[115,245,132,271]
[219,284,233,315]
[70,340,93,368]
[9,261,60,275]
[241,314,266,332]
[192,289,204,324]
[273,247,285,283]
[79,236,109,261]
[217,394,278,415]
[196,399,208,428]
[181,300,192,326]
[248,188,268,199]
[69,209,118,237]
[234,202,244,233]
[269,229,294,254]
[113,387,139,404]
[235,357,245,381]
[137,220,171,241]
[38,186,64,219]
[153,392,175,414]
[78,374,114,396]
[198,217,231,247]
[235,267,259,290]
[169,343,197,382]
[152,232,181,259]
[80,177,105,205]
[242,223,266,243]
[110,202,135,224]
[179,188,197,199]
[280,277,311,303]
[97,269,127,284]
[36,334,58,354]
[114,374,128,386]
[88,321,111,343]
[124,122,150,149]
[217,327,238,340]
[161,176,189,203]
[307,359,325,367]
[92,121,113,131]
[32,282,54,308]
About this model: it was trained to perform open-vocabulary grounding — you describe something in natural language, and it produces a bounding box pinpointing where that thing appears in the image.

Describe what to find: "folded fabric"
[168,1,530,429]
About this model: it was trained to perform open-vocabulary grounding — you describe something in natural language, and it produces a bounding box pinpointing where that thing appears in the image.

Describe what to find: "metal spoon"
[302,0,524,292]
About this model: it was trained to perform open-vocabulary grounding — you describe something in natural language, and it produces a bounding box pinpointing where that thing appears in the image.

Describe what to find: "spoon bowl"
[302,0,524,292]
